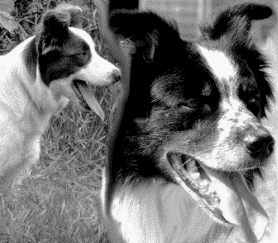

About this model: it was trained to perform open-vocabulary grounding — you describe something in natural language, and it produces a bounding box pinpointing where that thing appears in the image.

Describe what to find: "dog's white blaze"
[198,45,237,80]
[210,95,260,170]
[218,98,239,137]
[218,97,256,139]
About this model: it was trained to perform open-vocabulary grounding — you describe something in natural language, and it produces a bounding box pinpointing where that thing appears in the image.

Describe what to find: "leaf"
[0,11,19,33]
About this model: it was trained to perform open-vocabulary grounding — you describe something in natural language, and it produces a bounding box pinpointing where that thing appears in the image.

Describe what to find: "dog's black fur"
[102,3,275,243]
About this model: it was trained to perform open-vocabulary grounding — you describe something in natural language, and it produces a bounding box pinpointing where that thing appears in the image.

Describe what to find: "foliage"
[0,0,100,53]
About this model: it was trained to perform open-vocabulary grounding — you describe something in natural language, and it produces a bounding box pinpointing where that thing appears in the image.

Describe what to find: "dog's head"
[111,4,274,241]
[24,3,121,119]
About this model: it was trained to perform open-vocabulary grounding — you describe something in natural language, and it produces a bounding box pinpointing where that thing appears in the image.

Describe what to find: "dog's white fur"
[197,46,237,80]
[0,17,120,194]
[109,179,231,243]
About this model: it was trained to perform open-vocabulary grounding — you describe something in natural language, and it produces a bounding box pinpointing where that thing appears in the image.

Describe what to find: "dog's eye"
[178,99,200,110]
[248,97,257,104]
[247,93,260,105]
[77,52,88,58]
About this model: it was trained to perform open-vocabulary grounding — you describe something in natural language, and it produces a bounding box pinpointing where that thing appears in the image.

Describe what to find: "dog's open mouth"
[167,152,269,242]
[72,80,105,121]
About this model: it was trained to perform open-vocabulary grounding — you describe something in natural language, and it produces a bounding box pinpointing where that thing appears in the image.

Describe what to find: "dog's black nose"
[112,69,122,84]
[243,128,274,159]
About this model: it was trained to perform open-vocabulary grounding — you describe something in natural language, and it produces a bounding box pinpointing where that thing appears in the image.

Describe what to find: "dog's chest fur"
[0,39,46,181]
[111,180,233,243]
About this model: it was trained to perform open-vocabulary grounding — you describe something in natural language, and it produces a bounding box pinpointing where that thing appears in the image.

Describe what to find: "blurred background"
[140,0,275,41]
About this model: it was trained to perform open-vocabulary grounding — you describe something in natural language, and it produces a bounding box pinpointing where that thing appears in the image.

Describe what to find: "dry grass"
[0,0,116,242]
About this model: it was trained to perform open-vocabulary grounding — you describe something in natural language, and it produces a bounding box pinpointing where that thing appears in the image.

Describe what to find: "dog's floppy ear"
[110,10,179,62]
[203,3,273,40]
[36,4,82,54]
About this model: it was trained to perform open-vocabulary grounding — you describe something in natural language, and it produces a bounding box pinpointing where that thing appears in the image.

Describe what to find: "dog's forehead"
[197,45,237,81]
[69,27,96,50]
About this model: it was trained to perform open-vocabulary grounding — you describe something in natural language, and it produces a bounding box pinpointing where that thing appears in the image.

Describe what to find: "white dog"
[0,3,121,194]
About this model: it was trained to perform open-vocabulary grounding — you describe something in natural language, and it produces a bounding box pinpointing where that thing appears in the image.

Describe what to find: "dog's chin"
[72,80,105,121]
[167,152,269,242]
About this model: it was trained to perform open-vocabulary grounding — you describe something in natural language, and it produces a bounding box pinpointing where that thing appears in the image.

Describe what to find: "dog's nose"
[111,68,122,84]
[243,128,274,159]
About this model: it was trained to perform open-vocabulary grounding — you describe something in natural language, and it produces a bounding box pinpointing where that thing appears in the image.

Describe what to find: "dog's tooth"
[199,179,209,189]
[207,192,220,206]
[187,159,198,173]
[191,171,201,180]
[199,180,211,195]
[207,188,218,202]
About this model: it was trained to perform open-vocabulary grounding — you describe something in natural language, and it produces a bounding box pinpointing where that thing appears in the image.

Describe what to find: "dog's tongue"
[77,84,105,121]
[210,171,268,242]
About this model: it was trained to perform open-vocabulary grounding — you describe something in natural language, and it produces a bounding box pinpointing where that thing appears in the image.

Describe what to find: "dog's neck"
[0,37,66,135]
[110,179,232,243]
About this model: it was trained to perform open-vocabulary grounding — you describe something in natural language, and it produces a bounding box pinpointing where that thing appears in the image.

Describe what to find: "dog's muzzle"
[167,142,271,242]
[111,69,122,84]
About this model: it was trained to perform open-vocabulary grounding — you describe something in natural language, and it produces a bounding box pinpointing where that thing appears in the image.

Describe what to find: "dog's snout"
[111,68,122,84]
[243,128,274,159]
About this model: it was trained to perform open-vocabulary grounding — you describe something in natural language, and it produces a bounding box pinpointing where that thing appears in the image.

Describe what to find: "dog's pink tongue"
[211,171,268,242]
[78,84,105,121]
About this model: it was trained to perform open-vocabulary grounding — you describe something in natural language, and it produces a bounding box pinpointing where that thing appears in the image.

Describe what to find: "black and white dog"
[101,3,275,243]
[0,4,120,194]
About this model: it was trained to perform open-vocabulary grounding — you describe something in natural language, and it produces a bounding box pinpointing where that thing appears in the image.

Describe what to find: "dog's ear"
[202,3,273,40]
[36,4,82,54]
[110,10,180,62]
[54,3,83,28]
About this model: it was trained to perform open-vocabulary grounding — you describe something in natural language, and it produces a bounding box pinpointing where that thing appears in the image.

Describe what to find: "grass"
[0,87,115,243]
[0,0,116,242]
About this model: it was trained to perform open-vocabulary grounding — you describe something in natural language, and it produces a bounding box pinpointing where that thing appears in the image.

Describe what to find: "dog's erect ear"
[36,4,82,54]
[54,3,83,28]
[203,3,273,40]
[110,10,180,62]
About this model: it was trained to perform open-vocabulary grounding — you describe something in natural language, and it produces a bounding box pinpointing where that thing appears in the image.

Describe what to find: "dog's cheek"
[144,110,207,154]
[148,109,183,133]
